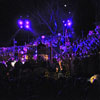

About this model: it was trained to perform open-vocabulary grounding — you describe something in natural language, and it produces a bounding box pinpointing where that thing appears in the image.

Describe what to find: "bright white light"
[64,4,67,7]
[58,33,61,36]
[41,35,45,39]
[25,25,29,29]
[11,60,17,67]
[22,61,25,64]
[18,20,23,25]
[64,23,67,27]
[20,26,23,29]
[26,21,29,24]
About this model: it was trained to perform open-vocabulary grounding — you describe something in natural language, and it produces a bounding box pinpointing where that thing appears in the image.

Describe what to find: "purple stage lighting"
[41,35,45,39]
[64,23,67,27]
[58,33,61,36]
[62,20,65,23]
[67,20,72,27]
[25,20,30,24]
[25,25,30,29]
[68,22,71,26]
[25,20,30,29]
[18,19,31,29]
[20,26,23,29]
[18,20,23,25]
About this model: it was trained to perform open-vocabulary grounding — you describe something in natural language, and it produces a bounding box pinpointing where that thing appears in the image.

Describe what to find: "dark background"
[0,0,99,47]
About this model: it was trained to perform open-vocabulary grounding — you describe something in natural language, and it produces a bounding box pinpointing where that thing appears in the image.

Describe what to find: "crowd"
[0,27,100,100]
[0,54,100,100]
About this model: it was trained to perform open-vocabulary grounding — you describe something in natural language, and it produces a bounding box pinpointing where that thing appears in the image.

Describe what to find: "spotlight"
[64,23,67,27]
[41,35,45,39]
[25,25,30,29]
[11,60,17,67]
[25,20,30,24]
[64,4,67,7]
[20,25,23,29]
[17,19,31,30]
[62,20,65,23]
[58,33,61,36]
[67,20,72,27]
[68,22,71,26]
[18,20,23,25]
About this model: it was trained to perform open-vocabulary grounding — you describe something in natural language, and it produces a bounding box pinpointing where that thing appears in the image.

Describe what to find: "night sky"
[0,0,98,47]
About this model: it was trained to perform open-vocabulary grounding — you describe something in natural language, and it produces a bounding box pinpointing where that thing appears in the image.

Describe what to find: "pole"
[50,41,53,63]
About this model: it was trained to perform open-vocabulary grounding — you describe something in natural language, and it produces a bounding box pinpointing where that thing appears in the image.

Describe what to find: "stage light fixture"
[58,33,61,36]
[64,23,67,27]
[18,20,23,25]
[41,35,45,39]
[62,20,65,23]
[25,20,30,24]
[17,19,31,30]
[67,20,72,27]
[20,25,23,29]
[25,25,30,29]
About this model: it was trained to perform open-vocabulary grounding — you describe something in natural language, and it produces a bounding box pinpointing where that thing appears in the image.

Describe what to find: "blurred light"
[58,33,61,36]
[55,22,57,26]
[25,21,30,24]
[68,22,71,26]
[11,60,17,67]
[64,4,67,7]
[33,42,38,46]
[35,50,37,53]
[22,61,25,64]
[25,25,30,29]
[23,47,27,52]
[25,55,28,60]
[41,35,45,39]
[21,51,24,54]
[89,75,98,84]
[64,23,67,27]
[33,54,37,60]
[67,20,72,27]
[18,20,23,25]
[43,54,48,61]
[20,26,23,29]
[17,19,31,29]
[89,30,93,36]
[35,54,37,57]
[62,20,65,23]
[56,67,59,72]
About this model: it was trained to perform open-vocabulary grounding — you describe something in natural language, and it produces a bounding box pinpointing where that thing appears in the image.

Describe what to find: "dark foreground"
[0,74,100,100]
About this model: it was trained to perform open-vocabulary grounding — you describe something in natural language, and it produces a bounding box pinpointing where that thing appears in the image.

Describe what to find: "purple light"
[21,51,24,54]
[41,35,45,39]
[20,26,23,29]
[58,33,61,36]
[67,20,72,27]
[18,20,24,29]
[25,25,30,29]
[64,23,67,27]
[89,30,93,36]
[62,20,65,23]
[35,50,37,53]
[18,19,31,29]
[25,20,30,24]
[68,22,71,26]
[18,20,23,25]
